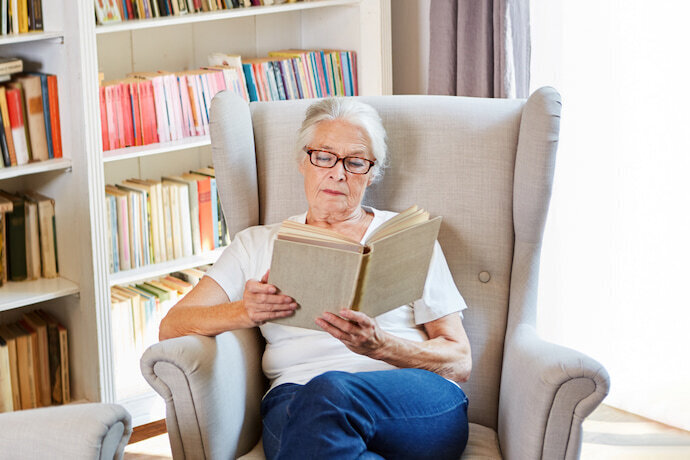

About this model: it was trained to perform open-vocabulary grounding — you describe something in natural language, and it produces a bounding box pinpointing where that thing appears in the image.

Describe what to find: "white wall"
[391,0,430,94]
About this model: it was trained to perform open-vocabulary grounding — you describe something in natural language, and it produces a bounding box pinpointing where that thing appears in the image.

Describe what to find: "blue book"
[318,51,331,96]
[341,51,353,97]
[290,59,304,99]
[29,72,54,159]
[242,64,258,102]
[271,61,287,101]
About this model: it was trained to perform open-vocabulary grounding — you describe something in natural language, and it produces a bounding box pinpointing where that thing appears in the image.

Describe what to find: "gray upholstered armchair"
[141,89,610,459]
[0,403,132,459]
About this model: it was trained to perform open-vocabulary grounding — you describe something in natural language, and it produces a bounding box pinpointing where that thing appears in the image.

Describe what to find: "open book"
[267,206,442,330]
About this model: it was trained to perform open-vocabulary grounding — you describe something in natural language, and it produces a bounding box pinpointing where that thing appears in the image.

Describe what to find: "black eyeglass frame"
[304,148,376,175]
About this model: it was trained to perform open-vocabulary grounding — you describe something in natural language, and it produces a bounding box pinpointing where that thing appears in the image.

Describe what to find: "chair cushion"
[237,423,501,459]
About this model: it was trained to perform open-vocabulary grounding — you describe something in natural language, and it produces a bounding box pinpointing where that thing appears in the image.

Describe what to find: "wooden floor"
[124,404,690,459]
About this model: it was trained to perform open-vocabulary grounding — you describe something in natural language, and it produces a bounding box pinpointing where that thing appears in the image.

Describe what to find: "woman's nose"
[328,159,347,180]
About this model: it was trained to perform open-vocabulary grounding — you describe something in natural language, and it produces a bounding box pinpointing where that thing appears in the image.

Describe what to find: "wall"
[391,0,430,94]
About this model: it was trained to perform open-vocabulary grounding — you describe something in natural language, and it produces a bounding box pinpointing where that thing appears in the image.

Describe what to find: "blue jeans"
[260,369,469,459]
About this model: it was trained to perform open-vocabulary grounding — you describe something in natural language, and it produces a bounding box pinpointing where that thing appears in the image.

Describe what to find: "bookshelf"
[0,0,391,426]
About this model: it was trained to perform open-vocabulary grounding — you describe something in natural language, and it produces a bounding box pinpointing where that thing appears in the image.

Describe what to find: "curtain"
[428,0,531,98]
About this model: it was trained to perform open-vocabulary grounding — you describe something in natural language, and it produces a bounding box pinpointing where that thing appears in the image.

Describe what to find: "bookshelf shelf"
[102,135,211,163]
[94,0,360,34]
[0,158,72,181]
[0,31,64,46]
[108,247,225,286]
[0,277,79,312]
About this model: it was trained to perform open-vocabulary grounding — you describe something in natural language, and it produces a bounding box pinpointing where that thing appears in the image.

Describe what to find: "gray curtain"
[428,0,530,98]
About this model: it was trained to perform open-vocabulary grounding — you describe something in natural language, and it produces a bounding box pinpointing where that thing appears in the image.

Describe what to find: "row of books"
[0,69,63,167]
[95,0,297,25]
[0,309,70,413]
[245,49,358,101]
[98,49,356,152]
[111,266,205,398]
[99,64,245,151]
[1,0,44,35]
[0,190,58,286]
[106,166,228,273]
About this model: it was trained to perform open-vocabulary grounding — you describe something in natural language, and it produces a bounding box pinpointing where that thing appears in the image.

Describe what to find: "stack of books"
[0,191,58,286]
[110,266,205,398]
[94,0,300,25]
[99,65,247,151]
[0,309,70,413]
[244,49,358,101]
[1,0,44,35]
[105,166,228,273]
[0,60,63,168]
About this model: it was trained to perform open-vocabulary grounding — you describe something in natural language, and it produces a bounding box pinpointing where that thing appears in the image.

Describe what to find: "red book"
[124,0,134,19]
[6,88,30,165]
[104,85,119,150]
[137,80,158,145]
[114,84,126,148]
[99,86,108,151]
[129,81,143,146]
[195,176,214,252]
[46,75,63,158]
[120,83,134,147]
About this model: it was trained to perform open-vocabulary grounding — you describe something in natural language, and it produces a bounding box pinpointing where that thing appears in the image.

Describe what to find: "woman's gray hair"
[296,97,388,181]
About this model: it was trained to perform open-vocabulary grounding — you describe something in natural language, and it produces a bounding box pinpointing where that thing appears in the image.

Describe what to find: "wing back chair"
[141,88,610,459]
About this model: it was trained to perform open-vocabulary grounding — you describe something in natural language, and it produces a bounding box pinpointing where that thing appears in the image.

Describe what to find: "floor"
[124,404,690,459]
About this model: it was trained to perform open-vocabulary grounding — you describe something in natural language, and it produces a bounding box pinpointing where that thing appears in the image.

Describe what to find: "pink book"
[99,86,108,151]
[214,70,226,94]
[167,74,185,140]
[176,75,192,138]
[197,74,211,135]
[186,76,204,137]
[114,84,127,148]
[151,77,170,143]
[104,86,119,150]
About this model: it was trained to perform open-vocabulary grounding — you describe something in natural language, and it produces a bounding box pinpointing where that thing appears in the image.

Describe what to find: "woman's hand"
[242,270,298,326]
[316,309,389,358]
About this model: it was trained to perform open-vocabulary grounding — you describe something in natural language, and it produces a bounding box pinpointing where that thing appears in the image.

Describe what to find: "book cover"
[0,196,12,285]
[268,207,442,330]
[0,325,22,410]
[28,72,53,159]
[23,191,57,278]
[95,0,123,24]
[17,320,41,407]
[165,175,201,255]
[46,75,63,157]
[22,312,52,407]
[9,322,36,409]
[0,335,14,412]
[16,75,49,161]
[0,87,17,166]
[34,310,66,404]
[0,191,27,281]
[185,172,213,251]
[5,87,30,165]
[22,194,40,280]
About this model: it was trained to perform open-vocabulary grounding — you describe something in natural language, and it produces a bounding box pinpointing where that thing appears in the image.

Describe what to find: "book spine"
[46,76,61,157]
[0,88,17,165]
[6,88,29,165]
[37,74,53,158]
[21,77,49,160]
[0,111,10,167]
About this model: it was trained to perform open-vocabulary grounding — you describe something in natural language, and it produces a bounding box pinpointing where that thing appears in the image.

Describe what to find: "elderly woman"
[159,98,472,459]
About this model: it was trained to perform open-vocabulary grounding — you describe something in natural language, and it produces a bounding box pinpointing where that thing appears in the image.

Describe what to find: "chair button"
[479,271,491,283]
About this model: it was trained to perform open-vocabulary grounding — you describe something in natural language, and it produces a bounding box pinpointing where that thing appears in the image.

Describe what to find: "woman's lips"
[322,189,345,196]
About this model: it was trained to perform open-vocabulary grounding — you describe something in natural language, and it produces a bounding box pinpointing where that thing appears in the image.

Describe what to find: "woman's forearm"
[159,300,253,341]
[372,334,472,383]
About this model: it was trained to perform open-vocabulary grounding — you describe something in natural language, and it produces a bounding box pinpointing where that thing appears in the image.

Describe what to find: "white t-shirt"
[206,206,468,391]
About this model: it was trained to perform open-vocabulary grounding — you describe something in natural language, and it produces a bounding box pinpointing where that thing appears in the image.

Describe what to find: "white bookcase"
[0,0,391,427]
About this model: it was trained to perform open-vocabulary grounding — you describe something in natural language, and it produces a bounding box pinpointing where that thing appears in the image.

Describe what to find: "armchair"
[142,89,609,459]
[0,403,132,459]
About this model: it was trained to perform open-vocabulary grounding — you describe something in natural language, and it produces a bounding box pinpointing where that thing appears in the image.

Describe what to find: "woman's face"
[299,120,375,218]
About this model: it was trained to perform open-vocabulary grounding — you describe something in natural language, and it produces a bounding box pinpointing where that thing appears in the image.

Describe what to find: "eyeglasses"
[304,148,376,175]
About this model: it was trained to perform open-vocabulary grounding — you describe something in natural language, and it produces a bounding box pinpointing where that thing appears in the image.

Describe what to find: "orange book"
[47,75,63,158]
[6,88,30,165]
[191,174,213,252]
[0,87,17,166]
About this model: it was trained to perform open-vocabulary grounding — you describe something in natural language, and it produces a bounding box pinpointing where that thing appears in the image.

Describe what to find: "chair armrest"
[141,328,266,460]
[0,403,131,460]
[498,324,610,460]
